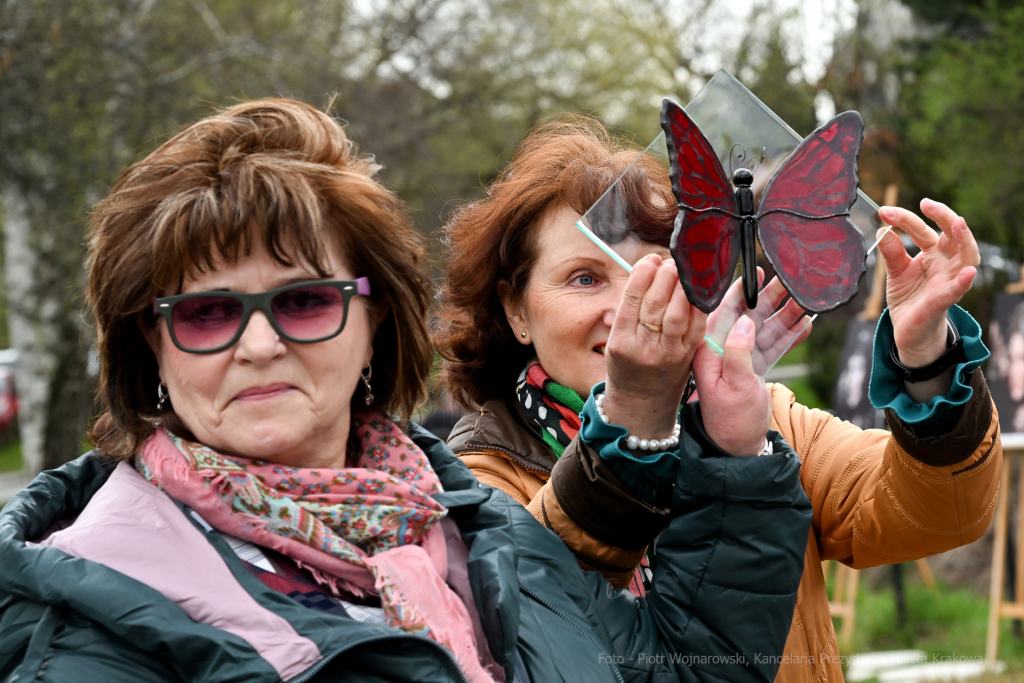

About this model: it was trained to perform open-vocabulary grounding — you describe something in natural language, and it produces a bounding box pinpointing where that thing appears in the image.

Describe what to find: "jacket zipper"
[518,585,624,683]
[464,441,553,476]
[288,634,471,683]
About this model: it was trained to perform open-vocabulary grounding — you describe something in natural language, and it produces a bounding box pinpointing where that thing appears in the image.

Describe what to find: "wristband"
[888,314,965,383]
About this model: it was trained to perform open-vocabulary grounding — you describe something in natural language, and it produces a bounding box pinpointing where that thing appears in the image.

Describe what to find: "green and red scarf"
[515,361,585,458]
[515,360,653,597]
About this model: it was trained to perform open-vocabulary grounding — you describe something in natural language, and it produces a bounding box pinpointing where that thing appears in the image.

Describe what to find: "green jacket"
[0,419,811,683]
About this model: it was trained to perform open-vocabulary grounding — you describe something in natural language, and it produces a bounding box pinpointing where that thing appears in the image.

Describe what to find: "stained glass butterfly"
[661,98,868,315]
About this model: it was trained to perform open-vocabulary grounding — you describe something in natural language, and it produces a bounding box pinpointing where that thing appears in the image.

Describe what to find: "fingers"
[750,275,788,326]
[682,304,708,351]
[923,198,981,267]
[758,315,813,368]
[755,297,806,349]
[706,276,745,339]
[691,332,724,385]
[951,216,981,267]
[944,266,977,306]
[616,254,661,327]
[875,225,912,279]
[706,269,766,339]
[880,206,939,252]
[638,259,680,332]
[721,315,756,384]
[661,278,693,343]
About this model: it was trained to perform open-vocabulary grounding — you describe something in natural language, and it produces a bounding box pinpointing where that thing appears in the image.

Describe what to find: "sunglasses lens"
[271,285,347,341]
[171,296,245,351]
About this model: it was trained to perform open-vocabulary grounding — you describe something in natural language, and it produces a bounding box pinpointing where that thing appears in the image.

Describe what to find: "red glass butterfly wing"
[661,99,741,314]
[756,112,867,313]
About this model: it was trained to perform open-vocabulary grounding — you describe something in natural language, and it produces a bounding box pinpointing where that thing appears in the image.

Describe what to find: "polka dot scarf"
[515,361,585,458]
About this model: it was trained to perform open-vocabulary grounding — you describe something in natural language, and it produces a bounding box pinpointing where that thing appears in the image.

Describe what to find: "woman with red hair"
[433,115,1000,683]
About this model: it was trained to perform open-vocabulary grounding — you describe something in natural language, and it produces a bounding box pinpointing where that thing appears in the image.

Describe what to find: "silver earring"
[361,365,374,406]
[157,383,168,410]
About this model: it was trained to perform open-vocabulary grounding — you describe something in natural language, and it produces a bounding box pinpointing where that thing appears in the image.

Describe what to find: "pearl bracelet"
[594,392,681,452]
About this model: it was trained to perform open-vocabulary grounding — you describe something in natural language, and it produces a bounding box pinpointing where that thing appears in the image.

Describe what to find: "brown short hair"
[433,116,676,410]
[87,98,432,459]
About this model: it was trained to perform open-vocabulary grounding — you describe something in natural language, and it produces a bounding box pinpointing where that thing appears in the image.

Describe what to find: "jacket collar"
[446,399,557,476]
[0,426,521,682]
[405,421,520,678]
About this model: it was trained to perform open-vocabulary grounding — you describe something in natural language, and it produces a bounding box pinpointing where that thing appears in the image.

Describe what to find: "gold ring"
[639,320,663,333]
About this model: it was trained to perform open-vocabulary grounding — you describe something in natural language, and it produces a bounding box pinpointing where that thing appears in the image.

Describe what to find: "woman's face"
[147,242,374,469]
[501,205,669,398]
[1009,331,1024,401]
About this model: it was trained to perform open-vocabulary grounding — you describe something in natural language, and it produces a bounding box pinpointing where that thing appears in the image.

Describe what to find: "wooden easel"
[857,184,900,322]
[1005,264,1024,295]
[986,434,1024,667]
[823,560,860,651]
[985,274,1024,666]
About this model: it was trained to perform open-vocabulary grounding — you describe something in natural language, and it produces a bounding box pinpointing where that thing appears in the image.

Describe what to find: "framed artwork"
[987,292,1024,433]
[833,318,882,430]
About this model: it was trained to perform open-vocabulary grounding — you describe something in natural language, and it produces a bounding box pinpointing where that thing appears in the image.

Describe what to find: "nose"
[603,279,627,328]
[233,310,286,363]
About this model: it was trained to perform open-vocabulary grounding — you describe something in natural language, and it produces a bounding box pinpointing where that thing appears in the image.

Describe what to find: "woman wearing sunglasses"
[0,99,813,683]
[433,117,1000,683]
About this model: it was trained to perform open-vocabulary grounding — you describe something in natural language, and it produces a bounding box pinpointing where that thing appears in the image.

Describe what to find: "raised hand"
[876,199,978,400]
[601,255,707,443]
[692,314,773,456]
[705,268,813,376]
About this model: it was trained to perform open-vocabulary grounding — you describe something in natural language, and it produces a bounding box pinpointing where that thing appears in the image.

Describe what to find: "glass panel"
[576,68,891,375]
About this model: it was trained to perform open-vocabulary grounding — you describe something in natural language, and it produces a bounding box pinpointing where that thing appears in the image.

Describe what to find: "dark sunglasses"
[153,278,371,354]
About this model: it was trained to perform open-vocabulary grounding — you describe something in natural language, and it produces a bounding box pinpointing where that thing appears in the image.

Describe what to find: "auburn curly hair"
[433,116,677,410]
[86,98,433,459]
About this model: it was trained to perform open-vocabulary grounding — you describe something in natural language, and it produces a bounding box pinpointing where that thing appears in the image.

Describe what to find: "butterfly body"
[733,168,760,309]
[662,99,868,315]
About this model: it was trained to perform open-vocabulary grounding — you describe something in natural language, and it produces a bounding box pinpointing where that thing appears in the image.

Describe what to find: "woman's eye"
[572,274,596,286]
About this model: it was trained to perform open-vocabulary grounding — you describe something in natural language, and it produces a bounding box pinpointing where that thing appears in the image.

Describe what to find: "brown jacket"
[448,372,1001,683]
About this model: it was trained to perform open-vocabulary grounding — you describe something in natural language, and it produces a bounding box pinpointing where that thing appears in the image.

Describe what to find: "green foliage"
[902,3,1024,254]
[0,440,21,473]
[901,0,1020,35]
[805,316,849,410]
[846,576,1024,667]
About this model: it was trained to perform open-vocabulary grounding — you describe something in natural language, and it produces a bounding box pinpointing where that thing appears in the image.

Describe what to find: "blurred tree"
[900,2,1024,254]
[900,0,1019,37]
[734,16,818,137]
[0,0,740,471]
[0,0,300,471]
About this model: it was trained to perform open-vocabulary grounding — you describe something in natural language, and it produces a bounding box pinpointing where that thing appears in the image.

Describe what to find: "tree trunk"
[2,188,91,474]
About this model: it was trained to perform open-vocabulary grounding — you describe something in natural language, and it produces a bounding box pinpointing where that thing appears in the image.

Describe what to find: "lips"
[233,383,295,402]
[594,344,606,356]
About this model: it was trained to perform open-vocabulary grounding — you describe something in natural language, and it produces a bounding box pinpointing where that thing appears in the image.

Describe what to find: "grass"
[0,440,21,472]
[832,569,1024,681]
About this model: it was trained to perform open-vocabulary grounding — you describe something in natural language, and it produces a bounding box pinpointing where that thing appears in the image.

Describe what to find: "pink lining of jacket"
[34,462,323,680]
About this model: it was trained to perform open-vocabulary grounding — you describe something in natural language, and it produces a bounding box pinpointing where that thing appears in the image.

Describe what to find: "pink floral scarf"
[136,414,497,683]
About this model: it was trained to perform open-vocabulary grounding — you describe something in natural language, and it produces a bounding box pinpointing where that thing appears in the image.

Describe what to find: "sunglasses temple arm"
[356,277,372,296]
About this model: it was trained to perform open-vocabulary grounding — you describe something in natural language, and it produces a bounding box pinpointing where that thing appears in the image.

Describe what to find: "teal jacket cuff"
[579,382,682,503]
[868,305,989,424]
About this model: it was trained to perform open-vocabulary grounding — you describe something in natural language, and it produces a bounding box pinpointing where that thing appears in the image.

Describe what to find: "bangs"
[148,154,335,292]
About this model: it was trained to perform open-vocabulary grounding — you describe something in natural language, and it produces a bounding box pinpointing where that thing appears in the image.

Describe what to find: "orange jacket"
[449,371,1001,683]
